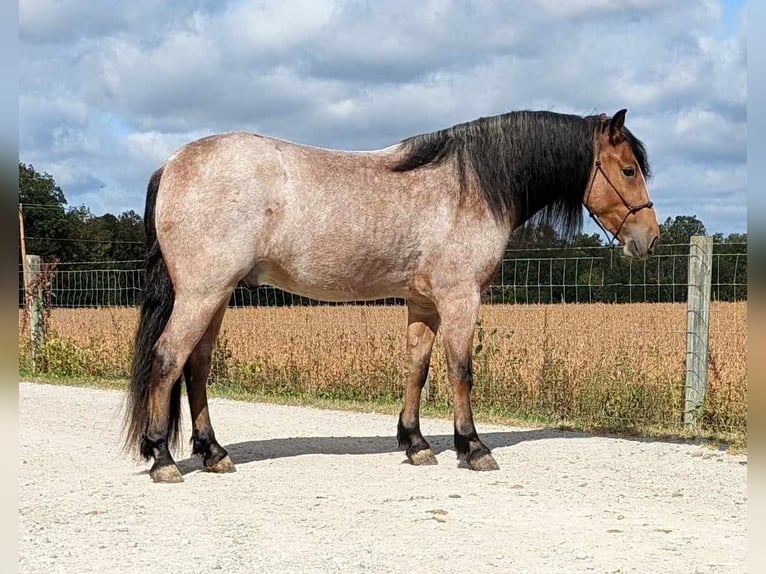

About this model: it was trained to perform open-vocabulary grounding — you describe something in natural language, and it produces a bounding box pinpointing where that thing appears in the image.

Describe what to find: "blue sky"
[19,0,747,234]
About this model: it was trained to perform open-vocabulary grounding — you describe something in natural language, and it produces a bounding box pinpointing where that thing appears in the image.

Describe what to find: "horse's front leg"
[438,291,499,471]
[397,300,440,465]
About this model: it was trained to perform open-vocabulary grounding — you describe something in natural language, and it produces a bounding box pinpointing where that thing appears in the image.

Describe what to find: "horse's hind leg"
[438,291,499,471]
[397,300,440,465]
[144,293,229,483]
[184,302,235,473]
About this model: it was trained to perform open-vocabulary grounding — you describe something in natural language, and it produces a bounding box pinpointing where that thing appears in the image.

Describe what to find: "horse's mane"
[392,110,650,240]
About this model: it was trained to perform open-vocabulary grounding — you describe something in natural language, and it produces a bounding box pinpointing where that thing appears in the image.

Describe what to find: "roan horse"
[124,109,659,482]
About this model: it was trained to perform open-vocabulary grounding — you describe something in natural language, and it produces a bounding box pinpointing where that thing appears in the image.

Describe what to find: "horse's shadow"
[174,428,597,474]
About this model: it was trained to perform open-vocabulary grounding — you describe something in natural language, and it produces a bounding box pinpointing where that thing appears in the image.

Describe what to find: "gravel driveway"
[19,382,746,573]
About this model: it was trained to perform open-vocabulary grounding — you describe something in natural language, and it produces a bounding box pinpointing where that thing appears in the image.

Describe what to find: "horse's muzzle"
[624,234,659,260]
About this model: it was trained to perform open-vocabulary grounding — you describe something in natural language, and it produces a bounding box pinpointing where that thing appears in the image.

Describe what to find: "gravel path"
[19,382,746,573]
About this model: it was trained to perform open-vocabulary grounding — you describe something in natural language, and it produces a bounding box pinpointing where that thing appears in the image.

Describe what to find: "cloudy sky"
[19,0,746,234]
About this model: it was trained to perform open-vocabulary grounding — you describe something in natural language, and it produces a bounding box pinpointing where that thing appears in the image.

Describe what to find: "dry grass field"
[19,302,747,439]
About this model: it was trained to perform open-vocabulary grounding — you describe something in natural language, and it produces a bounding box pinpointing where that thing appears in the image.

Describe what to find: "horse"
[123,108,659,482]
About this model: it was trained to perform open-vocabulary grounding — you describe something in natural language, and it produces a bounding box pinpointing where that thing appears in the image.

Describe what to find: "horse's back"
[155,133,438,300]
[155,131,506,302]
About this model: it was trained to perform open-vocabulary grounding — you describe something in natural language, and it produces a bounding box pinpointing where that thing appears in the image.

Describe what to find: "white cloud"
[19,0,747,233]
[217,0,337,55]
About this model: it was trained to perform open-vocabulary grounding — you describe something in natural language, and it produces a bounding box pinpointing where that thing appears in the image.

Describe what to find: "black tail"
[123,166,182,458]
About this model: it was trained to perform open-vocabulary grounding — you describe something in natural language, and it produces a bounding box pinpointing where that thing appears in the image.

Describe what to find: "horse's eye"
[622,167,636,177]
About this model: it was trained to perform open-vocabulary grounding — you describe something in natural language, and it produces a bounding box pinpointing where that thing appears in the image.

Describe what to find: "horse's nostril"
[648,235,659,254]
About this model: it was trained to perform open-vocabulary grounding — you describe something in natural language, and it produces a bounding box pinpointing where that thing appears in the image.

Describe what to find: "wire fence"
[18,240,747,438]
[488,242,746,304]
[17,242,747,308]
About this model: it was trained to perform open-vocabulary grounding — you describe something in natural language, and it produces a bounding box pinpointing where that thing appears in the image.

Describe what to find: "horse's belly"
[247,257,411,302]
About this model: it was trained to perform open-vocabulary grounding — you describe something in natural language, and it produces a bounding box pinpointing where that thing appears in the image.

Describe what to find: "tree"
[19,162,65,206]
[723,232,747,244]
[572,232,603,247]
[18,162,78,261]
[112,210,145,260]
[19,163,147,263]
[659,215,707,246]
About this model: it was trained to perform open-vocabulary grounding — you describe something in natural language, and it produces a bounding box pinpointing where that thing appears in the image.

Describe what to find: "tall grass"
[18,302,747,442]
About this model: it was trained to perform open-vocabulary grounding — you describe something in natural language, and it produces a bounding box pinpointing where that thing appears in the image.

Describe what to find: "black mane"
[392,110,650,240]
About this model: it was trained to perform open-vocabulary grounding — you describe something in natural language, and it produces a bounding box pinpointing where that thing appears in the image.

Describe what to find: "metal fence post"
[684,236,713,427]
[25,255,46,372]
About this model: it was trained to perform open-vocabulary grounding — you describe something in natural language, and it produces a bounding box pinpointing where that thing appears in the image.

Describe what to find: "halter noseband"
[583,150,654,246]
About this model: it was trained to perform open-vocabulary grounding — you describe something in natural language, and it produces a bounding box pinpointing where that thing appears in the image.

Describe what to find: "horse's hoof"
[468,453,500,471]
[150,463,184,483]
[206,455,236,473]
[408,448,438,466]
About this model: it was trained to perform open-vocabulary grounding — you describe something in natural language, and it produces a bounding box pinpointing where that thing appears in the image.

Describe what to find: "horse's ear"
[599,113,610,133]
[609,109,627,141]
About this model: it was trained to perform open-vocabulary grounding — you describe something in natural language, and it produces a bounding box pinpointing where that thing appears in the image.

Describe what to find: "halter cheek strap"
[583,155,654,246]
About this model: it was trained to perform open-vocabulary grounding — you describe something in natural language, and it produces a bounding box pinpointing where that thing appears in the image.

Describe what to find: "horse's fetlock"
[139,436,155,461]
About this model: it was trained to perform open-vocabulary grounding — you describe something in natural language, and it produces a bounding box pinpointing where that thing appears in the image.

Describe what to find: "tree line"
[18,162,746,306]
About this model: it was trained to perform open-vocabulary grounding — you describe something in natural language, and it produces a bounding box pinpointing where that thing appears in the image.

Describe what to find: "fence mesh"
[18,243,747,308]
[18,242,747,439]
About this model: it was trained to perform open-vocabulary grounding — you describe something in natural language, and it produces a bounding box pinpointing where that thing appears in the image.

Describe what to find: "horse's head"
[585,109,660,260]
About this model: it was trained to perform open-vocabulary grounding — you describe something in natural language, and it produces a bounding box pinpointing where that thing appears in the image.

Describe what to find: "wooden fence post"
[26,255,46,372]
[684,236,713,428]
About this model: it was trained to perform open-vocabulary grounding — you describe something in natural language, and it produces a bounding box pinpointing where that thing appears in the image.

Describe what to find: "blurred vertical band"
[748,1,764,569]
[0,1,17,570]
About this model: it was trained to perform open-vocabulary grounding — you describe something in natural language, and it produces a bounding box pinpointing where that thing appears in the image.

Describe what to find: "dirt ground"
[19,382,746,573]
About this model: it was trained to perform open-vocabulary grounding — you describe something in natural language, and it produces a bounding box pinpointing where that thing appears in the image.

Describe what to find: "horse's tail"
[123,166,182,458]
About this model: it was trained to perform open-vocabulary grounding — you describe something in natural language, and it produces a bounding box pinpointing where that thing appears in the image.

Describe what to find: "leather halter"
[583,151,654,246]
